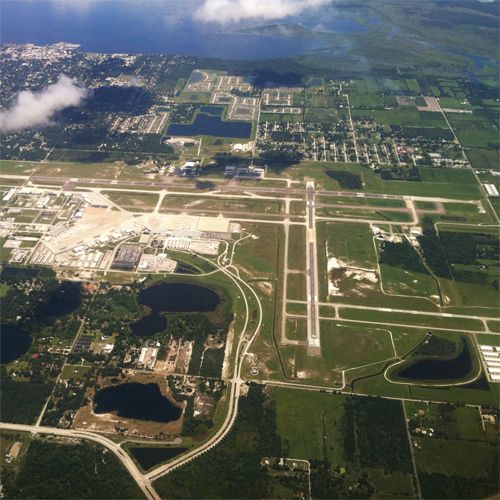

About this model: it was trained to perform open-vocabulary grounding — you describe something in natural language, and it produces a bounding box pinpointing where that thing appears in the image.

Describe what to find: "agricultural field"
[273,389,417,498]
[405,402,499,499]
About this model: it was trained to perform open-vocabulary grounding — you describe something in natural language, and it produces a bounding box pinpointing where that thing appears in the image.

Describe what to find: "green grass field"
[415,438,498,479]
[102,190,159,211]
[0,160,44,175]
[161,196,283,214]
[466,148,499,170]
[233,223,281,279]
[324,222,377,269]
[351,107,447,128]
[447,113,499,149]
[287,225,306,271]
[320,322,396,371]
[288,162,482,199]
[285,317,307,342]
[379,263,440,299]
[60,364,93,380]
[272,387,347,462]
[286,272,306,301]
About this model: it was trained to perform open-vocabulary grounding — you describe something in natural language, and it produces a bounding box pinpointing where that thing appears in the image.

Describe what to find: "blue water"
[168,108,252,138]
[0,325,32,364]
[93,382,181,422]
[130,446,188,470]
[0,0,329,59]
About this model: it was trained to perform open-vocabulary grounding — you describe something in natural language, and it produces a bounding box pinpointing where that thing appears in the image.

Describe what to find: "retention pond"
[130,446,188,470]
[392,341,475,382]
[0,325,33,364]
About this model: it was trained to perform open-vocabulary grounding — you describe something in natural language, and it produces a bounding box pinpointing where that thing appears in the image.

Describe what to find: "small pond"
[93,382,181,422]
[394,342,474,381]
[131,312,167,337]
[167,106,252,139]
[0,325,33,364]
[130,447,188,470]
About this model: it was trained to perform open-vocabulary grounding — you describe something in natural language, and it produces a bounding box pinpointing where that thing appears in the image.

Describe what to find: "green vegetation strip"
[338,308,484,332]
[287,225,306,271]
[487,321,500,333]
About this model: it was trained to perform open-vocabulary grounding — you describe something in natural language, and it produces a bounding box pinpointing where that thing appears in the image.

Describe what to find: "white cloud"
[0,75,88,134]
[128,76,144,87]
[194,0,330,25]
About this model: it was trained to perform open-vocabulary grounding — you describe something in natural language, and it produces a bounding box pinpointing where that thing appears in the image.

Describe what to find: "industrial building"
[225,164,267,180]
[479,344,500,382]
[111,244,142,270]
[138,346,159,370]
[483,183,499,197]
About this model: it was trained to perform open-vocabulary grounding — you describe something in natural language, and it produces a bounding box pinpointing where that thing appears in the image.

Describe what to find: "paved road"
[284,300,500,324]
[305,182,320,351]
[3,173,487,206]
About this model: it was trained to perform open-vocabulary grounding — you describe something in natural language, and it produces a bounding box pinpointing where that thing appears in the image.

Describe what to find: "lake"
[0,325,33,364]
[130,446,188,470]
[131,282,221,336]
[0,266,41,282]
[0,0,328,59]
[394,342,474,381]
[167,108,252,139]
[93,382,181,422]
[139,282,221,313]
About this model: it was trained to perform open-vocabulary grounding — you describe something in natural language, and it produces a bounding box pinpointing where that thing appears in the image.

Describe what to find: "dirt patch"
[222,323,235,379]
[296,369,330,384]
[257,280,273,296]
[328,254,378,298]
